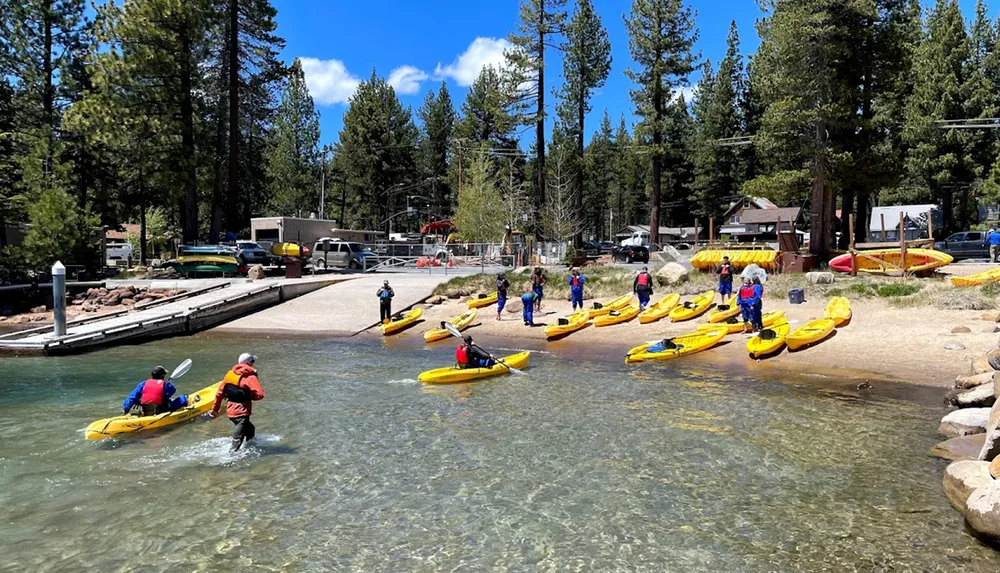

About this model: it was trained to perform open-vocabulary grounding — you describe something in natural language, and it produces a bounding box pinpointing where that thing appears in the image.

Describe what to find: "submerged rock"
[930,434,987,461]
[956,372,995,389]
[965,480,1000,543]
[940,408,992,437]
[950,383,998,408]
[943,460,994,513]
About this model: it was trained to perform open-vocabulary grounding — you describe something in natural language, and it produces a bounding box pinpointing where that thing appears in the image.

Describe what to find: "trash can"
[285,256,302,279]
[788,288,805,304]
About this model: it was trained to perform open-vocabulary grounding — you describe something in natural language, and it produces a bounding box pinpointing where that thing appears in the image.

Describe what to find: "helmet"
[238,353,257,365]
[463,335,473,344]
[151,365,168,379]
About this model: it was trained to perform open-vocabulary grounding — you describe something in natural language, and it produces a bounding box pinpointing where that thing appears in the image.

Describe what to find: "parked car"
[311,238,378,270]
[235,241,276,267]
[106,242,133,266]
[934,230,988,260]
[612,245,650,264]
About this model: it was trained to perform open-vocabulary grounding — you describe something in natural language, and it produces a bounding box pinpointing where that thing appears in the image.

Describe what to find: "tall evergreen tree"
[454,65,518,150]
[0,78,23,248]
[624,0,698,245]
[612,116,647,229]
[558,0,611,242]
[418,82,455,217]
[584,112,615,239]
[264,59,320,218]
[662,94,695,225]
[507,0,569,239]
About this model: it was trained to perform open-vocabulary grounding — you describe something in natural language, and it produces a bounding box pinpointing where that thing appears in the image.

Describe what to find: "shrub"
[873,283,921,297]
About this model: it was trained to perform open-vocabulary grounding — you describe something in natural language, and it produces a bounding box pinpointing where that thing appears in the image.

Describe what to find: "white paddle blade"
[444,322,463,339]
[170,358,193,380]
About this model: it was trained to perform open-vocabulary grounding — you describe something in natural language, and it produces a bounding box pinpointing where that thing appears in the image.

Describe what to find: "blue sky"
[272,0,993,148]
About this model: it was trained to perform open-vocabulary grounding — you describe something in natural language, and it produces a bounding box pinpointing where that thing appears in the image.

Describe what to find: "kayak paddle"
[443,322,524,375]
[168,358,193,382]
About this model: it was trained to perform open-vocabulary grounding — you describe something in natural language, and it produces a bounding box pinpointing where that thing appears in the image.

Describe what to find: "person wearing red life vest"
[633,267,654,310]
[736,278,759,334]
[210,353,265,452]
[567,268,586,310]
[456,335,496,369]
[717,256,734,304]
[121,365,189,416]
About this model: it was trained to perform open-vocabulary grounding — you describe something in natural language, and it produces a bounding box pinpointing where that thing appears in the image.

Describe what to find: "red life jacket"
[456,344,470,365]
[720,264,731,276]
[636,272,650,287]
[571,276,581,287]
[739,285,755,300]
[140,378,166,405]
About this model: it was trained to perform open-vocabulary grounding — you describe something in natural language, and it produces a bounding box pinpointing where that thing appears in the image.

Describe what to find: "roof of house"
[616,225,704,238]
[739,207,801,224]
[105,224,142,241]
[869,204,937,231]
[722,196,779,219]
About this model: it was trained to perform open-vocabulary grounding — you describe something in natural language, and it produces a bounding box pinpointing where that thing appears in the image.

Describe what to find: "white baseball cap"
[238,353,257,365]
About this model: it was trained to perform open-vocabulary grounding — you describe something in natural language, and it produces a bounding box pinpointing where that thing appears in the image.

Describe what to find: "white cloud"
[387,65,429,95]
[299,57,361,105]
[673,86,696,104]
[434,37,514,87]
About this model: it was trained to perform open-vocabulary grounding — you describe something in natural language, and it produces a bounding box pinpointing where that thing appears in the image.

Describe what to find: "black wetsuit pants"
[229,416,256,452]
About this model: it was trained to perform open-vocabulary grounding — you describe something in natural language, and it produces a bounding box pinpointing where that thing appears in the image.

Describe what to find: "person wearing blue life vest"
[376,280,394,324]
[121,365,190,416]
[567,268,585,310]
[496,273,510,321]
[521,286,539,326]
[987,228,1000,262]
[751,277,764,331]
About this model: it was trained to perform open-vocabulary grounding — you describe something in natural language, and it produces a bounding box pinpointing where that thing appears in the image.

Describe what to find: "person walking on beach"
[496,272,510,321]
[717,256,734,304]
[530,267,545,311]
[633,267,654,310]
[211,353,265,453]
[568,268,585,311]
[521,286,539,326]
[377,280,394,324]
[987,228,1000,262]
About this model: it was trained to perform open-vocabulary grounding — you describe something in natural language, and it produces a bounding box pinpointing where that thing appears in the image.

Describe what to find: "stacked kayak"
[85,382,222,440]
[828,248,952,274]
[424,309,477,343]
[625,328,726,364]
[690,250,778,272]
[173,255,238,274]
[951,268,1000,287]
[382,308,423,335]
[824,297,852,326]
[698,310,785,335]
[418,351,530,384]
[545,309,590,339]
[705,295,740,323]
[467,292,499,309]
[594,304,640,327]
[785,319,836,350]
[587,293,634,319]
[271,242,310,257]
[669,290,715,322]
[747,318,791,358]
[638,293,680,324]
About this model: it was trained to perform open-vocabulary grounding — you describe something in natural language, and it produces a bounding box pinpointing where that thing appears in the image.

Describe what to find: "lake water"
[0,336,997,572]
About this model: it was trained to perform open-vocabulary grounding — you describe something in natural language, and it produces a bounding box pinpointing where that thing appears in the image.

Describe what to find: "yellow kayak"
[418,351,531,384]
[85,382,222,440]
[467,292,499,309]
[625,328,726,364]
[424,309,478,343]
[638,293,680,324]
[697,310,785,335]
[785,318,836,350]
[545,309,590,339]
[587,293,634,319]
[270,242,307,257]
[951,268,1000,287]
[747,318,791,358]
[669,290,716,322]
[824,297,852,326]
[594,304,640,327]
[382,308,423,335]
[706,295,740,323]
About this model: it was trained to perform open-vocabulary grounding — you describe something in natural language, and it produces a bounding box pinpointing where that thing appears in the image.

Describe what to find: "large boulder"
[949,382,998,408]
[992,457,1000,479]
[426,295,445,305]
[965,480,1000,544]
[504,298,524,315]
[655,262,689,286]
[978,400,1000,461]
[940,408,992,437]
[929,434,988,461]
[988,348,1000,371]
[805,272,834,285]
[973,355,994,375]
[956,372,996,389]
[248,264,265,281]
[943,460,995,513]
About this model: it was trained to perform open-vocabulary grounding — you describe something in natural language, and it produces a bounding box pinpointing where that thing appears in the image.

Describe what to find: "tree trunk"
[211,45,229,244]
[575,82,585,246]
[941,185,953,233]
[179,27,198,244]
[226,0,240,233]
[838,188,853,250]
[139,177,147,266]
[855,190,869,245]
[534,5,546,240]
[43,2,54,181]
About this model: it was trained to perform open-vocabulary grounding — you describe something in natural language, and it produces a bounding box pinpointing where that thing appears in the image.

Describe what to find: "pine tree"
[0,77,23,248]
[453,153,503,243]
[335,71,419,231]
[558,0,611,243]
[454,65,518,150]
[418,82,455,217]
[624,0,698,246]
[662,94,695,226]
[584,112,615,239]
[613,116,647,229]
[265,59,321,217]
[507,0,569,239]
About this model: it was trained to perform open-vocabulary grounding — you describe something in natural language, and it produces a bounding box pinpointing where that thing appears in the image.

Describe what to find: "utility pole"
[319,148,326,219]
[457,140,463,202]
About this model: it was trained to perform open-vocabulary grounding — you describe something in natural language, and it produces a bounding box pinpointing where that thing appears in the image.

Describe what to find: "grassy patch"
[929,288,998,310]
[982,281,1000,297]
[873,283,922,297]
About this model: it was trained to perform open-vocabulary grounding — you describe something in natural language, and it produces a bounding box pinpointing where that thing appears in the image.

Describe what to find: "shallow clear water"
[0,336,997,572]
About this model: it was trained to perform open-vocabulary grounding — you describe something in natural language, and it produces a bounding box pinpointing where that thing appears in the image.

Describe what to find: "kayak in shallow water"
[418,351,531,384]
[424,309,478,343]
[625,328,726,364]
[382,308,423,335]
[84,382,222,440]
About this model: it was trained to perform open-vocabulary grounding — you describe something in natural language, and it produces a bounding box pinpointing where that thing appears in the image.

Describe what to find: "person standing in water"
[717,256,733,304]
[376,280,394,324]
[495,272,510,321]
[633,267,654,310]
[530,267,545,311]
[567,268,585,311]
[210,353,265,452]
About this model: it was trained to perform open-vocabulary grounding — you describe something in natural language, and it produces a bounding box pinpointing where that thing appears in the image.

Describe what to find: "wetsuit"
[496,278,510,316]
[377,286,394,322]
[568,274,585,310]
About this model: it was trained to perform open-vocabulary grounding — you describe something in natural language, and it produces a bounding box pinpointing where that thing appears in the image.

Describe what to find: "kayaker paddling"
[122,365,192,416]
[456,335,497,369]
[210,353,265,453]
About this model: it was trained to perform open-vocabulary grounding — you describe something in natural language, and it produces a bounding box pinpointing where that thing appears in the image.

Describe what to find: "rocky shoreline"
[0,286,186,328]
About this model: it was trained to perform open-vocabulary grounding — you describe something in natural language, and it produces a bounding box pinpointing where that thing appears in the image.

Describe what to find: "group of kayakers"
[719,255,765,333]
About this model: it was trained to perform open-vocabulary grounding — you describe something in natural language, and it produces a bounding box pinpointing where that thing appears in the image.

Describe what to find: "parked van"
[106,242,133,266]
[311,238,378,270]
